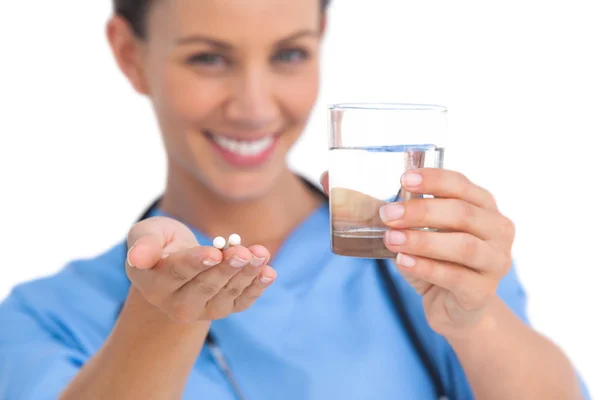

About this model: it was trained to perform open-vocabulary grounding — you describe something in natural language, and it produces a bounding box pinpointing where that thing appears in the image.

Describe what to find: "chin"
[200,167,284,203]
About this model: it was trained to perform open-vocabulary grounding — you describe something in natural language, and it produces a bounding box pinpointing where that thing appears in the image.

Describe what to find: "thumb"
[319,171,330,196]
[126,235,163,270]
[126,216,196,270]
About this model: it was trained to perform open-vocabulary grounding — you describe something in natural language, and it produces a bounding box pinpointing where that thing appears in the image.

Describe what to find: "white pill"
[213,236,226,249]
[227,234,241,247]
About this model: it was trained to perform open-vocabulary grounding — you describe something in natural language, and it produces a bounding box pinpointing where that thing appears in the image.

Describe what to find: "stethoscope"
[130,179,450,400]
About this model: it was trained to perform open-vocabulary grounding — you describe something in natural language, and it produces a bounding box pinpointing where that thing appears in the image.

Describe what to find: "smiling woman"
[109,0,328,207]
[0,0,591,399]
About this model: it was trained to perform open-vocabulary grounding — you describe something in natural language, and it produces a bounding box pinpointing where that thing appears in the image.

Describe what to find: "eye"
[186,53,227,67]
[273,48,309,64]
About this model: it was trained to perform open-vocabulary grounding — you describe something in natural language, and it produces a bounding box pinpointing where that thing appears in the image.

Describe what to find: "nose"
[224,65,279,130]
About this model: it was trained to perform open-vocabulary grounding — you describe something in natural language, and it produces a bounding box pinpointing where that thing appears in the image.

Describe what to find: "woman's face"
[116,0,324,201]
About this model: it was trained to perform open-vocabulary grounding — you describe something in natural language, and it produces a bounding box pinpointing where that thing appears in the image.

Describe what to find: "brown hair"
[113,0,332,38]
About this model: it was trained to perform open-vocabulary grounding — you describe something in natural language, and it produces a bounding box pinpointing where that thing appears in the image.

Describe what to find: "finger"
[126,234,164,270]
[320,171,330,195]
[246,245,271,267]
[234,266,277,312]
[384,229,505,274]
[400,168,497,210]
[131,246,224,297]
[126,216,198,269]
[176,245,253,301]
[379,198,512,241]
[330,187,386,227]
[395,253,495,311]
[206,246,269,315]
[321,172,386,226]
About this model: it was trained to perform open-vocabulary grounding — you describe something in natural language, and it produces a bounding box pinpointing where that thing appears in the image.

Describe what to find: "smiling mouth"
[206,132,275,156]
[204,130,281,166]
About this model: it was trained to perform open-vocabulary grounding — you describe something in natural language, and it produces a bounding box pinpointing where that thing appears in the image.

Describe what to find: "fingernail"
[260,275,274,284]
[230,256,249,268]
[385,230,407,245]
[126,242,137,268]
[251,256,266,267]
[203,258,220,267]
[396,253,416,268]
[402,172,423,187]
[380,204,405,222]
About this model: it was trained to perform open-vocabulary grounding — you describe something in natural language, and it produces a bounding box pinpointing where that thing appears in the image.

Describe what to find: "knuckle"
[224,285,243,297]
[168,262,188,281]
[416,200,433,223]
[246,292,261,302]
[499,216,516,238]
[457,172,472,189]
[444,199,476,231]
[408,230,432,254]
[234,303,250,312]
[237,294,260,311]
[454,200,476,230]
[457,234,479,261]
[242,265,262,277]
[233,299,252,312]
[485,190,497,207]
[498,253,513,274]
[196,282,220,296]
[187,246,209,263]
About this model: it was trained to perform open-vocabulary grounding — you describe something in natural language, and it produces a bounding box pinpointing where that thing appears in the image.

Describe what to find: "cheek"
[147,64,224,168]
[278,68,320,123]
[153,64,224,126]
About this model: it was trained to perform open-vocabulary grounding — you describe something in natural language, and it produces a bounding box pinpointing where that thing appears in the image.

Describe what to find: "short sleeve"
[0,292,86,400]
[0,243,130,400]
[495,260,530,324]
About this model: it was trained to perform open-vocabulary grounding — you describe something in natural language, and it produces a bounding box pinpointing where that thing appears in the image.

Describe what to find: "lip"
[203,130,283,141]
[204,130,281,167]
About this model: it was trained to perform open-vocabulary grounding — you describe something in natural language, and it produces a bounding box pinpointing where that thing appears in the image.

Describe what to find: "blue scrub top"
[0,203,591,399]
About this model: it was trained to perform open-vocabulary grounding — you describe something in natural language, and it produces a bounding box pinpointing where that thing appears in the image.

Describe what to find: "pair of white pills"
[212,234,241,250]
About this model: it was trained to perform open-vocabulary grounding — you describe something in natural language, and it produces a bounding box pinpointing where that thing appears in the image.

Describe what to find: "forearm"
[448,296,583,400]
[60,287,210,400]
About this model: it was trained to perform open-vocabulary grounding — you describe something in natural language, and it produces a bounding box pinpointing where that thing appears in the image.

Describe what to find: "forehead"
[149,0,321,40]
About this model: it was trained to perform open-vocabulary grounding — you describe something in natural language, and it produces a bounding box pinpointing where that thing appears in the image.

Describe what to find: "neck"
[160,162,324,254]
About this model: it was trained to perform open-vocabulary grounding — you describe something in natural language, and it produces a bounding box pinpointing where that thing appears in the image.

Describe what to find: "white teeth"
[212,135,274,156]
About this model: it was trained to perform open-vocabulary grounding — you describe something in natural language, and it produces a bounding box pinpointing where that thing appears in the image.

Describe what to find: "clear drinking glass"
[328,103,447,259]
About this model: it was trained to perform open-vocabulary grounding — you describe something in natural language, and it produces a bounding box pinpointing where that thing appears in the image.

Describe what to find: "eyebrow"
[176,29,320,49]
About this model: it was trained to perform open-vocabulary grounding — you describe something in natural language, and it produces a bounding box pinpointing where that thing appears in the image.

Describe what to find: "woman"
[0,0,590,399]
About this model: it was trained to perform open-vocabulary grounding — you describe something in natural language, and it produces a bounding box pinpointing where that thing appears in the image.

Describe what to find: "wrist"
[444,297,501,345]
[119,286,212,336]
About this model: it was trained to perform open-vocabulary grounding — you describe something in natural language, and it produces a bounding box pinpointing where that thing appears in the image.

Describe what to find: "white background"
[1,0,598,396]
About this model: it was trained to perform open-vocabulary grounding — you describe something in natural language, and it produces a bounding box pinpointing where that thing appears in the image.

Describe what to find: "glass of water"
[328,103,447,259]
